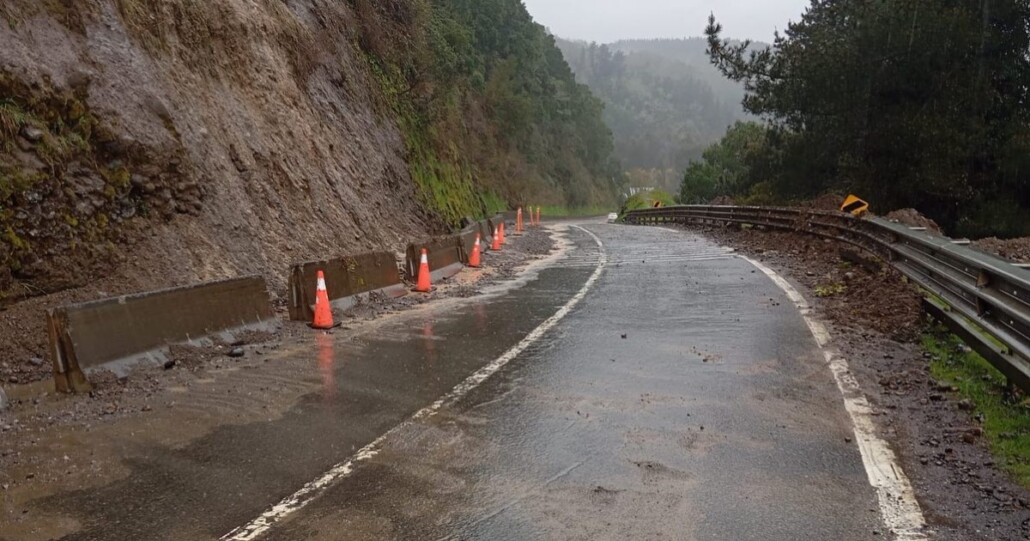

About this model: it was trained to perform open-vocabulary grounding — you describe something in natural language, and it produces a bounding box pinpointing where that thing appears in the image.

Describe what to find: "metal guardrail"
[625,205,1030,391]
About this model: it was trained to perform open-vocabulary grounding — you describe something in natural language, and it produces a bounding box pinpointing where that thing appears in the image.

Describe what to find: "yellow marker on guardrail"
[841,195,869,217]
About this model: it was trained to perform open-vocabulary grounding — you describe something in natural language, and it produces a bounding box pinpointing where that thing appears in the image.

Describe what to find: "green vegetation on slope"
[924,332,1030,487]
[620,189,675,216]
[557,37,755,194]
[680,121,768,204]
[349,0,621,225]
[702,2,1030,237]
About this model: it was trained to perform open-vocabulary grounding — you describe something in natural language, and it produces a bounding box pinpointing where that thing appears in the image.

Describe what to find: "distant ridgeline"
[556,37,759,193]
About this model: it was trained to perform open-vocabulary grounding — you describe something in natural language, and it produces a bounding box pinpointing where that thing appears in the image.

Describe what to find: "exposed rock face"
[0,0,440,304]
[0,1,445,380]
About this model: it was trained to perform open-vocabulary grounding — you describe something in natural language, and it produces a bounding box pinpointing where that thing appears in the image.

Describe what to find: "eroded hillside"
[0,0,619,380]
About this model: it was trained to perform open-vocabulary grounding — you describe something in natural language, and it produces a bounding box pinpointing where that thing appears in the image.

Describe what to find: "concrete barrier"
[453,217,501,264]
[486,214,502,238]
[463,224,482,263]
[287,251,407,321]
[405,235,464,283]
[47,276,276,393]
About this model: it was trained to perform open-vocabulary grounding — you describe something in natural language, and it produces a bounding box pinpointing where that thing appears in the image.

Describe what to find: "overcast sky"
[522,0,809,43]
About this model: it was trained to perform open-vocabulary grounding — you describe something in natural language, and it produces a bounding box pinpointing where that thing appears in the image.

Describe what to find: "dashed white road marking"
[221,226,608,541]
[742,255,929,541]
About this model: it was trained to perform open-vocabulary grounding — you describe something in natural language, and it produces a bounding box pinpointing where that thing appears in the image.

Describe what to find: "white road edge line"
[221,225,608,541]
[741,255,929,541]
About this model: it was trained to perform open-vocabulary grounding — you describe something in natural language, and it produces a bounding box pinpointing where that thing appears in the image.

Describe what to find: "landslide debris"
[972,237,1030,264]
[696,225,924,341]
[678,222,1029,540]
[885,208,945,235]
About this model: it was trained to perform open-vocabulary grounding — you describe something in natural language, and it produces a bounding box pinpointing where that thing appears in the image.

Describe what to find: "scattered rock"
[0,387,7,411]
[19,125,44,143]
[228,347,245,358]
[971,237,1030,264]
[163,359,176,370]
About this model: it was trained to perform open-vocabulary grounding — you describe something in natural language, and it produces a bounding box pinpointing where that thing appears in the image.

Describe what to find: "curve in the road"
[743,255,928,541]
[221,226,609,541]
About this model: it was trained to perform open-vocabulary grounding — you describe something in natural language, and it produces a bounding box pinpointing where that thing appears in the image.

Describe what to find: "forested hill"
[609,38,748,105]
[556,37,755,191]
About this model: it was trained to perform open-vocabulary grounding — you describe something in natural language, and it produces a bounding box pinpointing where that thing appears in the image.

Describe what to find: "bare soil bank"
[0,1,451,383]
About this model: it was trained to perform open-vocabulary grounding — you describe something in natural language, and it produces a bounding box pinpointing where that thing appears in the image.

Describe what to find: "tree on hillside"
[705,1,1030,237]
[680,121,767,203]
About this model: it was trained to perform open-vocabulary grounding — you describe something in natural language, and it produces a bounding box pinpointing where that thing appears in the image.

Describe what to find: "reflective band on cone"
[491,226,502,251]
[469,233,482,267]
[311,270,335,330]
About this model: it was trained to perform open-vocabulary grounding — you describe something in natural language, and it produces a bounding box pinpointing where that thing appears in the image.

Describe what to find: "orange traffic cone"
[469,233,482,267]
[311,270,335,329]
[491,226,502,251]
[415,248,432,293]
[499,222,506,245]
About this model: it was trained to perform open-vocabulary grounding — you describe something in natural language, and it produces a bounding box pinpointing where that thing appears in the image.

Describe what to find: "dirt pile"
[800,193,848,212]
[885,208,945,235]
[693,226,924,341]
[972,237,1030,264]
[0,1,452,380]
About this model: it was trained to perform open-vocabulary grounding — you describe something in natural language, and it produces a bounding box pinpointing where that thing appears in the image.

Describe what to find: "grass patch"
[923,331,1030,487]
[814,283,846,297]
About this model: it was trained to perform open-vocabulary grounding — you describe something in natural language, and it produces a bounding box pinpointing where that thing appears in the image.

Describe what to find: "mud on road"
[0,227,555,540]
[684,223,1030,541]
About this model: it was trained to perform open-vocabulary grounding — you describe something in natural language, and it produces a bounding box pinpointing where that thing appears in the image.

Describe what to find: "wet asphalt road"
[28,223,883,540]
[258,223,884,540]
